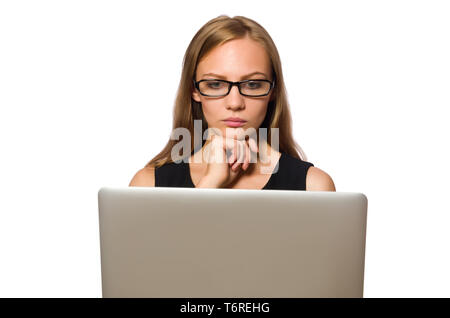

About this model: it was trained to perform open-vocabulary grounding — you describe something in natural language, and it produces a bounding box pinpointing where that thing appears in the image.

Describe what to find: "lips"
[223,121,246,127]
[224,117,246,122]
[223,117,247,128]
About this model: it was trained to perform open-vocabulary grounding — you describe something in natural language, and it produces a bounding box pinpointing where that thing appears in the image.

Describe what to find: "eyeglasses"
[193,78,275,97]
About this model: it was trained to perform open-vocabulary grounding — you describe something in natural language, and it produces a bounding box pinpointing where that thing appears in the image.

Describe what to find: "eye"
[206,81,226,89]
[245,81,262,89]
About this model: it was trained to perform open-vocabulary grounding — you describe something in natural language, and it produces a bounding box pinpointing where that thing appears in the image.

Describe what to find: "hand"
[198,131,259,188]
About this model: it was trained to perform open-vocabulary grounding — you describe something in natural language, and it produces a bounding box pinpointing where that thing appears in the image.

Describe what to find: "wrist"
[197,175,224,188]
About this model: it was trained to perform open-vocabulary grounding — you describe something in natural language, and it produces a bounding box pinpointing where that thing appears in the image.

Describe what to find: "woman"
[130,15,335,191]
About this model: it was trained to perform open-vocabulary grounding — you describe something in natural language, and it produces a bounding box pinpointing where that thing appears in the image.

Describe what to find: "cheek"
[200,103,216,121]
[251,104,269,125]
[200,102,223,127]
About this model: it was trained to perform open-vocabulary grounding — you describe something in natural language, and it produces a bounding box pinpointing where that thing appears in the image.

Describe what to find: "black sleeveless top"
[154,152,314,191]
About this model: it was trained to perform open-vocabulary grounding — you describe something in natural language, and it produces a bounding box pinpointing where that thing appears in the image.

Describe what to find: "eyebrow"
[201,72,268,80]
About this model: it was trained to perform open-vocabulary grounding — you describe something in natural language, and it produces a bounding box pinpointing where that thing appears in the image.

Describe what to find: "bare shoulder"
[306,166,336,191]
[129,166,155,187]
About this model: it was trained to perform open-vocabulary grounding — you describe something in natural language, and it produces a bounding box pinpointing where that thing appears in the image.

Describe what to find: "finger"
[232,141,245,171]
[248,137,259,153]
[224,137,240,164]
[242,142,250,170]
[246,138,257,164]
[220,136,236,166]
[225,127,247,141]
[222,136,239,154]
[228,148,235,164]
[232,144,240,170]
[210,135,226,164]
[236,140,245,163]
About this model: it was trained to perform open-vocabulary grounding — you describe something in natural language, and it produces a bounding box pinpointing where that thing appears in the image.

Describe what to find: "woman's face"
[192,36,274,139]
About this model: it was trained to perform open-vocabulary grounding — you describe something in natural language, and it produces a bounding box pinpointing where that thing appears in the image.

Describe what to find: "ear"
[192,89,201,103]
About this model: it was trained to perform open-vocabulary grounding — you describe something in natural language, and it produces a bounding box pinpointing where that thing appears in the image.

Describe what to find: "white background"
[1,0,449,297]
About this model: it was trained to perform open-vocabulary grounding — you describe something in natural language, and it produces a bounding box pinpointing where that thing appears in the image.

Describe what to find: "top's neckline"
[185,152,284,190]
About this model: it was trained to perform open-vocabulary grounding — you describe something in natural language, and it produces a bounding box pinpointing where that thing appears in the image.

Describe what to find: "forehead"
[197,38,271,77]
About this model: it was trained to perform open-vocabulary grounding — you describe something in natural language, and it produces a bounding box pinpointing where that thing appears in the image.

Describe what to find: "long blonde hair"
[145,15,308,168]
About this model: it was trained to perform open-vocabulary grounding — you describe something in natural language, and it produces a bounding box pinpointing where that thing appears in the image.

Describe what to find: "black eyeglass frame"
[193,78,275,97]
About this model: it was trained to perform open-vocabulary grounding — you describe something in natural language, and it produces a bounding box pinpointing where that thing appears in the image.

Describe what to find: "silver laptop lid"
[98,187,367,298]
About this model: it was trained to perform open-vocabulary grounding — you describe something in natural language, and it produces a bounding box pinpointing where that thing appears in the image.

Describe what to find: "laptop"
[98,186,368,298]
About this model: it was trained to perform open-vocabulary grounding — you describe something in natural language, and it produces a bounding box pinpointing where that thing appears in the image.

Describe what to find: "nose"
[225,84,245,110]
